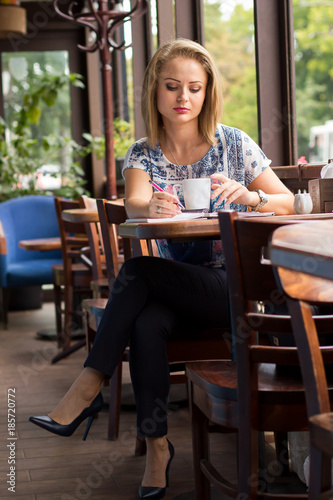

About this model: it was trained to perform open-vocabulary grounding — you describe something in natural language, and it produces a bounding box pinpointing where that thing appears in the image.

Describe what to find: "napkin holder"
[308,178,333,213]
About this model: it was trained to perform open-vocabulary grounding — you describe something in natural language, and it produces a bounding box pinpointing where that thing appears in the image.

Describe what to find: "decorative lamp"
[0,0,27,39]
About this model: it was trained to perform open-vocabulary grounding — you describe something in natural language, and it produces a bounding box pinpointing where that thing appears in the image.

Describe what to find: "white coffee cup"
[178,178,211,210]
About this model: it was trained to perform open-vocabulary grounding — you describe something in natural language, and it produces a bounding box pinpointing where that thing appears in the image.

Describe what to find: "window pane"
[293,0,333,163]
[1,50,72,180]
[203,0,258,142]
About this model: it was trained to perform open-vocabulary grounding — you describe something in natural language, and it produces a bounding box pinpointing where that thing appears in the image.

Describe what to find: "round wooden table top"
[19,237,61,251]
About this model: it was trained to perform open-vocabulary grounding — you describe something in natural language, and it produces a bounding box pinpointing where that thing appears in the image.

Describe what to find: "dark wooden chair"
[272,229,333,499]
[88,199,231,454]
[80,199,137,447]
[51,198,94,364]
[186,211,333,499]
[77,195,110,301]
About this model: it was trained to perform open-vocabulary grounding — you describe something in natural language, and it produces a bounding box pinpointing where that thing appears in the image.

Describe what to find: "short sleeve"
[122,139,153,178]
[241,130,271,185]
[217,124,271,187]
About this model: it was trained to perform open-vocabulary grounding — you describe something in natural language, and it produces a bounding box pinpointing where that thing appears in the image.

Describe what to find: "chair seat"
[82,297,108,318]
[90,277,109,297]
[6,258,63,286]
[187,360,333,433]
[52,262,93,287]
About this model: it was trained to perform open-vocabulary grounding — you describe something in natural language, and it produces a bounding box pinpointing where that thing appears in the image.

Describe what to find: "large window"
[293,0,333,163]
[2,50,72,166]
[204,0,258,142]
[1,51,73,191]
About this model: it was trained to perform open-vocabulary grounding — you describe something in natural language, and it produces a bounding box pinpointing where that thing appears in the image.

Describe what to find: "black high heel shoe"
[138,439,175,499]
[29,392,103,441]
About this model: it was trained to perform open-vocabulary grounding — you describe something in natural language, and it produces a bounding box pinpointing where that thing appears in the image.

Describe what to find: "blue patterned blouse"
[123,123,271,267]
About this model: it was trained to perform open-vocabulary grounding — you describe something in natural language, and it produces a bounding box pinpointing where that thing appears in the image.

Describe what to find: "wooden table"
[119,217,220,242]
[61,199,124,224]
[61,208,99,223]
[119,212,333,244]
[19,237,61,251]
[269,219,333,280]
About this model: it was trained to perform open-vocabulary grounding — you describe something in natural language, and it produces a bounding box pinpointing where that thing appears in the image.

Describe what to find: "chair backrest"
[96,198,133,291]
[78,195,106,281]
[271,238,333,418]
[270,223,333,498]
[218,211,333,401]
[54,197,90,276]
[0,195,61,264]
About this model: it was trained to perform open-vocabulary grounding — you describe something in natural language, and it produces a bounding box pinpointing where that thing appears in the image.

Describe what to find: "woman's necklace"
[165,135,199,177]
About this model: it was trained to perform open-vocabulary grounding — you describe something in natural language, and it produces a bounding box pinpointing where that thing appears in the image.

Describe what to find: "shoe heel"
[82,415,95,441]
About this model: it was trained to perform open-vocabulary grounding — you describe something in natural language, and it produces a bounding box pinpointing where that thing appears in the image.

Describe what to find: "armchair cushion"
[0,195,63,288]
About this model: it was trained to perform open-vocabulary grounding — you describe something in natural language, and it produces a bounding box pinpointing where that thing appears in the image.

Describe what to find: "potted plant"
[82,116,134,189]
[0,69,134,201]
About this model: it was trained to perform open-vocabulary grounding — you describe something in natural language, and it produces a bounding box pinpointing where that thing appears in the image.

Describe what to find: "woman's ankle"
[70,367,104,402]
[48,368,104,423]
[146,436,168,451]
[141,436,170,487]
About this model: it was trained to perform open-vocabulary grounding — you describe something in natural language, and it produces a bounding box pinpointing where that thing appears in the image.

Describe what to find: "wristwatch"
[250,189,268,211]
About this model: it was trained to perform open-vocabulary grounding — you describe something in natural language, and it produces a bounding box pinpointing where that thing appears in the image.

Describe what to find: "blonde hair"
[141,38,223,148]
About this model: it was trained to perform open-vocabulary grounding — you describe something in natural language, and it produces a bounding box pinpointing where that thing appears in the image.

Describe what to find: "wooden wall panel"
[254,0,297,166]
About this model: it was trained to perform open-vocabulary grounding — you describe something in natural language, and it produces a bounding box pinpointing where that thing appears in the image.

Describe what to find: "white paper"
[125,212,210,223]
[125,211,275,223]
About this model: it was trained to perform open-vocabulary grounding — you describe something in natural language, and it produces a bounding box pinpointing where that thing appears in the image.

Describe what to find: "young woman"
[29,38,295,499]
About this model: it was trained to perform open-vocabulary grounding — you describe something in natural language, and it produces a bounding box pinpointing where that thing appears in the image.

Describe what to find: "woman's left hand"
[210,173,258,207]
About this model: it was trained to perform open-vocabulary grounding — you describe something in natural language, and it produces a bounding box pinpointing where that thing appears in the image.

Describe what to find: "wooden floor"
[0,302,307,500]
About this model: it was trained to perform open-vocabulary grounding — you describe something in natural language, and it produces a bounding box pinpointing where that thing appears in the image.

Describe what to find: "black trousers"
[85,256,229,437]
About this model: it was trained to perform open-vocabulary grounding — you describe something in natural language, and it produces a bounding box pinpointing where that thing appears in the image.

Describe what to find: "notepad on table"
[125,211,275,223]
[125,212,211,223]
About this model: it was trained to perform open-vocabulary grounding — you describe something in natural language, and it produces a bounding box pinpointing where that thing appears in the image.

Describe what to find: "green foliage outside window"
[0,64,134,202]
[204,1,258,142]
[203,0,333,160]
[293,0,333,159]
[0,71,91,202]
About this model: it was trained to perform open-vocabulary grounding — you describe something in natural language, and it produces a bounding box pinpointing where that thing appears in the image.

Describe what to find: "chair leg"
[308,445,331,500]
[258,432,268,492]
[51,338,86,364]
[135,436,147,456]
[63,283,74,351]
[274,431,289,476]
[188,379,211,500]
[83,309,95,352]
[53,284,62,344]
[0,287,10,329]
[106,357,147,456]
[108,360,123,441]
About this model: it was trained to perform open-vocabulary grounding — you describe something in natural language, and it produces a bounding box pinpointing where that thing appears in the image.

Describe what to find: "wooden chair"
[272,230,333,499]
[51,198,94,364]
[77,195,109,299]
[88,199,231,453]
[186,211,333,499]
[81,198,129,353]
[80,199,134,445]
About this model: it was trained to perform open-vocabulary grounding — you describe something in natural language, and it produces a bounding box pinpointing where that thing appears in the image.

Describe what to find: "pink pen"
[150,180,185,210]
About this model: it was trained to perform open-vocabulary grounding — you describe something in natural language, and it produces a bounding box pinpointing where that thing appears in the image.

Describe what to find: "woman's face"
[156,57,208,128]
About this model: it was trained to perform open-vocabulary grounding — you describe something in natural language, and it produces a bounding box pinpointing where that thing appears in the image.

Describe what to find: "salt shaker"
[293,189,313,214]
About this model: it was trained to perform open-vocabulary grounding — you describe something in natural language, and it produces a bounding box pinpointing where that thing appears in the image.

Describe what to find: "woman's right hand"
[148,191,182,218]
[124,168,182,219]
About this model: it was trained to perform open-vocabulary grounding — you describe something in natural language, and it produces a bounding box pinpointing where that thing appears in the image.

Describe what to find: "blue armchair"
[0,195,63,328]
